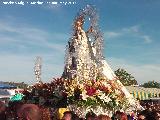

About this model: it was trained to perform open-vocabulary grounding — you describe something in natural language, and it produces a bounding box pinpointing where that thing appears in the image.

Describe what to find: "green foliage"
[142,80,160,88]
[114,68,138,86]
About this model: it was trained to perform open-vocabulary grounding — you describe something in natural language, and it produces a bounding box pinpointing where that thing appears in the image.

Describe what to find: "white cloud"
[0,18,67,84]
[0,20,67,53]
[104,31,121,38]
[107,57,160,84]
[43,2,62,12]
[0,21,45,42]
[122,25,140,33]
[0,54,64,84]
[141,35,152,43]
[122,25,153,43]
[104,25,153,44]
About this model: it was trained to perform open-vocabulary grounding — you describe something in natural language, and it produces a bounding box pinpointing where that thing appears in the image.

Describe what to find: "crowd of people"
[0,100,159,120]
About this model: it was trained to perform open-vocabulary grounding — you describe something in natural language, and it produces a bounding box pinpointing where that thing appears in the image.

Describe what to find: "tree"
[142,80,160,88]
[114,68,138,86]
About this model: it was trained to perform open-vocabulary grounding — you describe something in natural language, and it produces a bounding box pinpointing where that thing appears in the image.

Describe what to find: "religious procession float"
[13,5,141,118]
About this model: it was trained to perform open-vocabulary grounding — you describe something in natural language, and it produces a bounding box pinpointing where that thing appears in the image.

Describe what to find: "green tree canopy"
[142,80,160,88]
[114,68,138,86]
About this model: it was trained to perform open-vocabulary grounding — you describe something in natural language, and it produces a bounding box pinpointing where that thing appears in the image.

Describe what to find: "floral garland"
[23,77,131,116]
[63,78,130,110]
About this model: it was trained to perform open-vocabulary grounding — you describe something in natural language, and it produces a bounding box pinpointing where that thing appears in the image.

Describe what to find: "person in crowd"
[97,114,111,120]
[79,118,85,120]
[0,101,6,120]
[113,111,127,120]
[62,111,73,120]
[149,110,160,120]
[6,101,24,120]
[137,114,146,120]
[72,113,80,120]
[119,112,127,120]
[40,106,51,120]
[154,110,160,120]
[85,111,97,120]
[17,104,42,120]
[127,115,133,120]
[138,109,157,120]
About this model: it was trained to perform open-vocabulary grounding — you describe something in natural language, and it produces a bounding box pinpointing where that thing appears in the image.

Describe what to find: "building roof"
[126,86,160,93]
[0,83,17,89]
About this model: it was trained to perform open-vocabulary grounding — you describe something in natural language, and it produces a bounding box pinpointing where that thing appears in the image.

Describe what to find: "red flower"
[99,85,107,91]
[86,86,97,96]
[99,85,112,94]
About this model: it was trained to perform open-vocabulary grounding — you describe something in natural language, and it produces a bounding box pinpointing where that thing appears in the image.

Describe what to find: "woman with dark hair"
[85,112,97,120]
[113,111,127,120]
[0,101,6,120]
[17,104,42,120]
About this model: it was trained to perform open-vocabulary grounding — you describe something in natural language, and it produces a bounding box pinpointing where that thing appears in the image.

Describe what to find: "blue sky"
[0,0,160,84]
